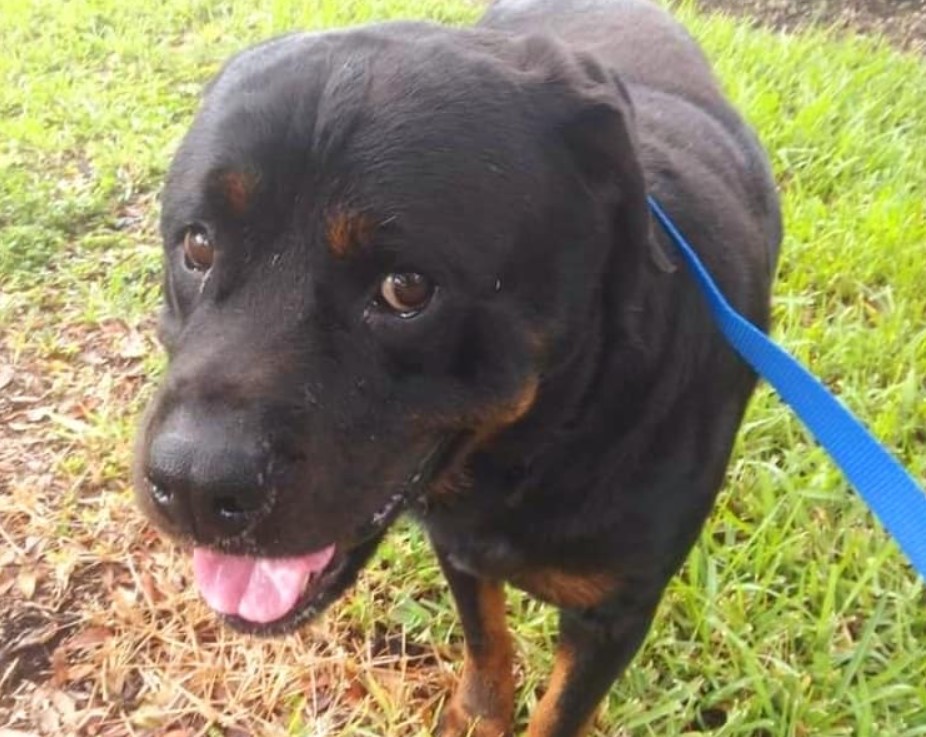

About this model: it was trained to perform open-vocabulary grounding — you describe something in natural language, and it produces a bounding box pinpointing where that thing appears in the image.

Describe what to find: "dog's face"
[135,23,652,633]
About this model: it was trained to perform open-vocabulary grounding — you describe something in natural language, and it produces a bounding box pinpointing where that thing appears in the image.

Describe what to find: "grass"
[1,0,925,735]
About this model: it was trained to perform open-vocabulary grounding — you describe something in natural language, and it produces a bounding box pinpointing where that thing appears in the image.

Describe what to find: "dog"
[135,0,781,734]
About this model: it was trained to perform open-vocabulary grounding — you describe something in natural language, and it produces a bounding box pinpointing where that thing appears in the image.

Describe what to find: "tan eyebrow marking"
[325,206,377,258]
[219,170,257,216]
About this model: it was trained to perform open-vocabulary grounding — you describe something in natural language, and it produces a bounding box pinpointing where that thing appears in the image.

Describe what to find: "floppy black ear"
[551,49,675,273]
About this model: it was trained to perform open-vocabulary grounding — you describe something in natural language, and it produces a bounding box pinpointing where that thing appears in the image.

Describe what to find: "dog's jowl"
[136,0,781,735]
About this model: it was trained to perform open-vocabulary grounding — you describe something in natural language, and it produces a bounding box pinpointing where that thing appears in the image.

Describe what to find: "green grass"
[2,0,925,735]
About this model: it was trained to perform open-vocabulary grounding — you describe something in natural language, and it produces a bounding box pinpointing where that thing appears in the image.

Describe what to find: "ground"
[696,0,926,53]
[1,1,925,736]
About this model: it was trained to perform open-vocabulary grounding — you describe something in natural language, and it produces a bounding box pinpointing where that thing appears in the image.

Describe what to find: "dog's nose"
[144,417,268,541]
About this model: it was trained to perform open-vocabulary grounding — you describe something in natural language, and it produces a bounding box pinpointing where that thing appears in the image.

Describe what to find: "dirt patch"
[0,606,78,695]
[695,0,926,53]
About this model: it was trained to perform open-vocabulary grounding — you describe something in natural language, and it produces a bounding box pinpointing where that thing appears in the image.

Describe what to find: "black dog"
[136,0,781,734]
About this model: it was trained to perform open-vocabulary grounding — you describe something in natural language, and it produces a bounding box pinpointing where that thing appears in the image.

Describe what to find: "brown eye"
[379,272,434,315]
[182,227,214,272]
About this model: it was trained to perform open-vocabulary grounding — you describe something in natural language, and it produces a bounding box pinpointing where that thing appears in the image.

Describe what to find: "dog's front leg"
[525,595,661,737]
[435,547,515,737]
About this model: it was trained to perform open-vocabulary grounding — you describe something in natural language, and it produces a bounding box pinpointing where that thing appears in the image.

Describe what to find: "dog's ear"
[565,57,675,274]
[518,39,674,274]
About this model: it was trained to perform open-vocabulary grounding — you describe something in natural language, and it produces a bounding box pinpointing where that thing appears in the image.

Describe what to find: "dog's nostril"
[148,478,174,506]
[212,494,257,520]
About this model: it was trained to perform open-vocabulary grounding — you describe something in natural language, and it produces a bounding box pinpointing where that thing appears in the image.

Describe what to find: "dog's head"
[135,22,656,633]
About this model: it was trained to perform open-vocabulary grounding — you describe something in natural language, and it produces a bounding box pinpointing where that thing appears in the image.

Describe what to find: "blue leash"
[647,195,926,579]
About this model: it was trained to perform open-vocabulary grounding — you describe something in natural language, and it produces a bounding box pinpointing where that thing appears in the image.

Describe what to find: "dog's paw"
[435,655,515,737]
[437,698,511,737]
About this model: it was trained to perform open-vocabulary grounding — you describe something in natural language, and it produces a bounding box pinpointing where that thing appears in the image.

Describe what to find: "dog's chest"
[421,505,529,579]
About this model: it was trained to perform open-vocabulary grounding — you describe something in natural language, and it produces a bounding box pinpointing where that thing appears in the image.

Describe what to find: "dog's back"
[482,0,782,280]
[482,0,720,100]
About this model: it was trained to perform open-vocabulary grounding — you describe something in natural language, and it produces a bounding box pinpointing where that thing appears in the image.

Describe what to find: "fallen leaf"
[133,568,154,602]
[8,394,41,405]
[79,350,107,366]
[129,703,171,729]
[17,567,37,599]
[0,364,14,390]
[343,678,367,705]
[63,663,97,682]
[0,577,15,597]
[50,647,69,687]
[119,331,147,359]
[48,411,92,435]
[24,406,52,423]
[65,626,112,651]
[36,706,60,734]
[50,690,78,723]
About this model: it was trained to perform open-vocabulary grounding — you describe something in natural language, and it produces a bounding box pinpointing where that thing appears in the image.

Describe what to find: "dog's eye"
[379,272,434,316]
[182,227,214,272]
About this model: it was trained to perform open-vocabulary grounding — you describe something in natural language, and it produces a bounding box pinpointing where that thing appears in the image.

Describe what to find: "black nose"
[144,413,269,541]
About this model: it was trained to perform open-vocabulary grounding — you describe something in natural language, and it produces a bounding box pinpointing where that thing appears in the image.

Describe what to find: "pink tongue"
[192,545,336,624]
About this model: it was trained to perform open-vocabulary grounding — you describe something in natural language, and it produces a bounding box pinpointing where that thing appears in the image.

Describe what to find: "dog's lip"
[195,433,463,633]
[212,491,407,634]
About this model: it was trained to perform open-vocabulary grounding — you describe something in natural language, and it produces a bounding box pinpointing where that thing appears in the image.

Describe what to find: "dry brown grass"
[0,317,464,736]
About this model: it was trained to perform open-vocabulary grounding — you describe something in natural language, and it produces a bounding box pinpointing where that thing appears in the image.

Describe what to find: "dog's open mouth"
[191,490,406,634]
[193,544,337,624]
[188,434,465,634]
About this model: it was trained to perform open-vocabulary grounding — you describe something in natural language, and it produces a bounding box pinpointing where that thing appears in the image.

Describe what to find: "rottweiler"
[135,0,782,734]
